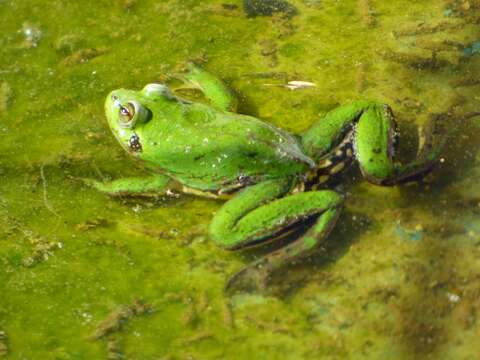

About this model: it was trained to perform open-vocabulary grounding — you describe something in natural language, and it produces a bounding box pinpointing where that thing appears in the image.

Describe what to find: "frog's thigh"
[210,182,342,249]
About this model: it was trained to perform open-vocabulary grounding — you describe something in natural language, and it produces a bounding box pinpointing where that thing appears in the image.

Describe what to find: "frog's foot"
[368,108,448,185]
[381,112,448,185]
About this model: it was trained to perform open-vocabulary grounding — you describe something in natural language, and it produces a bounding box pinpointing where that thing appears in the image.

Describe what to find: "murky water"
[1,0,480,359]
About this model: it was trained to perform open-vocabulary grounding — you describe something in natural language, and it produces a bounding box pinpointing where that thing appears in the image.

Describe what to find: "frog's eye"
[118,100,150,129]
[118,103,135,127]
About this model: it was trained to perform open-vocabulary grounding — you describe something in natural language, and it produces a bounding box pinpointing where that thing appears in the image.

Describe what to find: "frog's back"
[138,103,314,190]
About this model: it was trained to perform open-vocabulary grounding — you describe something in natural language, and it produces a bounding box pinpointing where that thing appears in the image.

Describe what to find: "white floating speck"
[446,292,460,303]
[285,80,317,90]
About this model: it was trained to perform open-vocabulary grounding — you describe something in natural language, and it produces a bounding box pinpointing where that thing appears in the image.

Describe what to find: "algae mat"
[1,0,480,359]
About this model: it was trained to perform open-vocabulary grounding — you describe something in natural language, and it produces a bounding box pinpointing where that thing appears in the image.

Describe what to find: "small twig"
[91,161,105,180]
[40,164,60,218]
[462,112,480,121]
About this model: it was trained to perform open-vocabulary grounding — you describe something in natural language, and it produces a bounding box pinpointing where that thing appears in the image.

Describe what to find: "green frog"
[88,64,444,292]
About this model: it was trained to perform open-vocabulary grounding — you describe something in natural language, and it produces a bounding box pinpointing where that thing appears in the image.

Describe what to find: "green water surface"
[1,0,480,359]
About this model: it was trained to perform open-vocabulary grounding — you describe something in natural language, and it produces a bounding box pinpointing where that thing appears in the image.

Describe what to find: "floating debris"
[181,299,199,327]
[242,71,289,80]
[91,299,153,340]
[222,300,235,328]
[304,0,322,7]
[381,49,451,70]
[202,3,242,17]
[0,331,7,357]
[40,164,60,218]
[180,331,214,346]
[243,0,297,17]
[356,63,367,92]
[285,80,316,90]
[54,34,84,55]
[415,38,465,52]
[0,82,13,112]
[392,21,463,38]
[63,47,108,66]
[262,80,317,90]
[446,292,461,303]
[20,22,42,48]
[450,76,480,88]
[106,337,123,360]
[119,0,137,10]
[75,217,112,232]
[260,39,277,56]
[395,223,423,242]
[23,236,61,267]
[463,41,480,57]
[358,0,376,28]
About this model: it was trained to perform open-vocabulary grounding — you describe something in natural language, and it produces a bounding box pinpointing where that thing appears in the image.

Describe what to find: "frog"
[88,63,445,292]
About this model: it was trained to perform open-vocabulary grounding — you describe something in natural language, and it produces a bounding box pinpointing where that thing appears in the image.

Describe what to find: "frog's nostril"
[111,94,118,101]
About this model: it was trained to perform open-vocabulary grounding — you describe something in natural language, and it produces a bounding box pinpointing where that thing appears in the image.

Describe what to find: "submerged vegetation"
[0,0,480,358]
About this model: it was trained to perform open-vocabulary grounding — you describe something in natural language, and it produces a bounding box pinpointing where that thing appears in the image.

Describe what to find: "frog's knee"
[209,231,240,250]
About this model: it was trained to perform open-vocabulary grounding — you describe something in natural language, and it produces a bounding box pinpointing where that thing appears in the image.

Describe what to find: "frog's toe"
[225,265,270,295]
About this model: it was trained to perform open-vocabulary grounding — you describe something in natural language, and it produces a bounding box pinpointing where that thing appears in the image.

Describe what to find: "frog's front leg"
[174,63,238,112]
[85,174,174,197]
[209,178,343,293]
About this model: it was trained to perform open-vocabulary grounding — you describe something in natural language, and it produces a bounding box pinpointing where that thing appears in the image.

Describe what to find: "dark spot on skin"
[373,147,381,154]
[194,154,206,161]
[128,133,142,152]
[245,152,258,158]
[238,173,253,185]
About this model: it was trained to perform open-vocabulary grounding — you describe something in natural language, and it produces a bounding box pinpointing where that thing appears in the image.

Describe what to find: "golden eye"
[117,100,151,129]
[119,103,135,124]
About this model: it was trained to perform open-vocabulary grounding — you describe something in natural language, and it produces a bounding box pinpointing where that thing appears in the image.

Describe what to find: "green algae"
[1,0,480,359]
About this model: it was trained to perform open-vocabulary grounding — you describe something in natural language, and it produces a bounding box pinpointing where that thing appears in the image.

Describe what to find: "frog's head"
[104,84,173,154]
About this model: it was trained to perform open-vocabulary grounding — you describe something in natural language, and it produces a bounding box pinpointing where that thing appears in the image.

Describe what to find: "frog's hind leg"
[354,104,445,185]
[209,178,343,293]
[301,101,374,187]
[300,101,445,187]
[174,63,238,112]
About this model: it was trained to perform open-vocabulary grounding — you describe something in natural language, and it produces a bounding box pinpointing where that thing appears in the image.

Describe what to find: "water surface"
[1,0,480,358]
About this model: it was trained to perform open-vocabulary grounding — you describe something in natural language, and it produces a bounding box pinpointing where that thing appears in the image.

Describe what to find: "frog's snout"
[106,91,121,111]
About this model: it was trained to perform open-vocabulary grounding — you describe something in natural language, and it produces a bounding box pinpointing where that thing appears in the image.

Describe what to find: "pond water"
[1,0,480,359]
